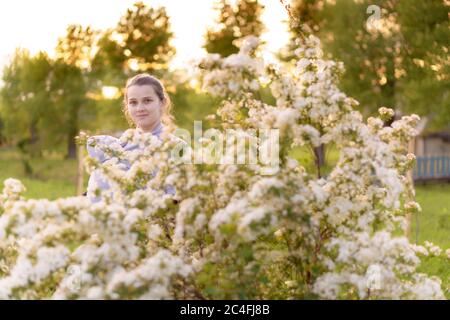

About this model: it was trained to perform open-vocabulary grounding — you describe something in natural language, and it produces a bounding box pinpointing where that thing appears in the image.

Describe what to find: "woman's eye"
[144,99,152,103]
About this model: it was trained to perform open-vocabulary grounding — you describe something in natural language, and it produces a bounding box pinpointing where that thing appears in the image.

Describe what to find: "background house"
[415,131,450,157]
[413,130,450,182]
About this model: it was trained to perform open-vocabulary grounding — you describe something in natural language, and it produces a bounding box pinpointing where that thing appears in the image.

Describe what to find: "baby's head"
[122,73,174,132]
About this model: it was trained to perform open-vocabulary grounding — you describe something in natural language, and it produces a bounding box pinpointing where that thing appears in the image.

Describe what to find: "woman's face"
[127,85,163,132]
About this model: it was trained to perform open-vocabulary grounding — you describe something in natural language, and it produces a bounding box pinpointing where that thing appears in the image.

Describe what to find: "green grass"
[413,184,450,298]
[0,147,87,200]
[413,184,450,248]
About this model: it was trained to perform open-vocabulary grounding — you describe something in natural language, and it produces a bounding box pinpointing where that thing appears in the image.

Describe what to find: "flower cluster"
[0,35,447,299]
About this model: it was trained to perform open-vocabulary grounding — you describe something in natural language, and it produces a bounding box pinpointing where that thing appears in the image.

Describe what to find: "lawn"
[0,147,87,200]
[413,184,450,248]
[413,183,450,298]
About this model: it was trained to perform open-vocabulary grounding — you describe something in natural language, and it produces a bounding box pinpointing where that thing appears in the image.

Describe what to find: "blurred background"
[0,0,448,256]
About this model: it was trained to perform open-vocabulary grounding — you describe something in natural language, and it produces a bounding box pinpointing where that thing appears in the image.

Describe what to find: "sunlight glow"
[102,86,120,99]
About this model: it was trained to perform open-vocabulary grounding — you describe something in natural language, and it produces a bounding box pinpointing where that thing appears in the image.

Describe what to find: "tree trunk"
[30,121,39,145]
[313,144,326,179]
[29,120,42,158]
[66,104,80,159]
[313,144,326,167]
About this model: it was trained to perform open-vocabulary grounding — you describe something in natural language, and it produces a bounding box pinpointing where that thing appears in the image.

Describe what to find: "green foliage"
[284,0,450,129]
[204,0,265,57]
[53,25,95,158]
[91,30,129,88]
[55,25,96,70]
[1,50,47,145]
[394,0,450,130]
[170,82,222,132]
[116,1,175,72]
[90,2,175,86]
[0,49,54,163]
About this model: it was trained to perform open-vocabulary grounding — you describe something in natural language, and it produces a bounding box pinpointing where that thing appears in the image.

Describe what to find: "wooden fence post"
[76,144,84,196]
[405,139,415,240]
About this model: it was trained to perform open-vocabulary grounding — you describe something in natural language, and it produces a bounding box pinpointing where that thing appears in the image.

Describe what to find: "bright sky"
[0,0,290,73]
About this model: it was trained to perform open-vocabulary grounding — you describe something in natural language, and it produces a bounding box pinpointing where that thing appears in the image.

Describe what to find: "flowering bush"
[0,35,448,299]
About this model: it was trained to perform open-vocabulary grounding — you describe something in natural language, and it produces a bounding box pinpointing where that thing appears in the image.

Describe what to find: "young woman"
[86,73,177,203]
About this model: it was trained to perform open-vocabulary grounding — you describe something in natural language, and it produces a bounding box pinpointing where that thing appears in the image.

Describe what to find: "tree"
[283,0,450,130]
[54,24,95,158]
[0,50,53,153]
[92,2,176,84]
[0,50,54,176]
[204,0,265,57]
[394,0,450,130]
[116,1,175,72]
[49,61,88,159]
[91,30,129,88]
[0,117,5,146]
[55,25,96,70]
[0,25,97,159]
